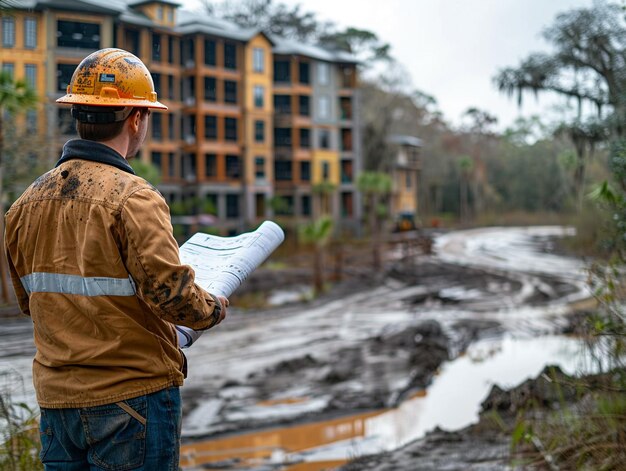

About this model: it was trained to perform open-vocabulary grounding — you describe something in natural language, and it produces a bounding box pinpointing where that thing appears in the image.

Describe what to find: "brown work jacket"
[4,139,220,408]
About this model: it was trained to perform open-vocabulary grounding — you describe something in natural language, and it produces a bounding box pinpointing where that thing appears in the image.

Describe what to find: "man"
[4,48,227,470]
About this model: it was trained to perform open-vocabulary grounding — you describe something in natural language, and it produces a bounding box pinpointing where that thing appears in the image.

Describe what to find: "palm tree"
[357,171,392,271]
[0,72,38,304]
[312,181,336,217]
[299,216,334,294]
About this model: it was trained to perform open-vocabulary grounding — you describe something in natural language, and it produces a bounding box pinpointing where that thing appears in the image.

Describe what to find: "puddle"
[268,285,314,305]
[181,334,599,470]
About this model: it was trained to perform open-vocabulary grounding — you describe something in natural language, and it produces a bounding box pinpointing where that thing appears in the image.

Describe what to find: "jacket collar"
[56,139,136,175]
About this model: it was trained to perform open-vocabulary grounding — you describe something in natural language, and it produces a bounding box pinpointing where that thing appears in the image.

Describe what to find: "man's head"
[56,48,166,156]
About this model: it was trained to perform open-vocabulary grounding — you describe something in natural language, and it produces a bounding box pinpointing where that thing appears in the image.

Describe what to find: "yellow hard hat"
[56,48,167,110]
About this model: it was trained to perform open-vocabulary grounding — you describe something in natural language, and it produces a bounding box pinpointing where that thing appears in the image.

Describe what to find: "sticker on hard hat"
[74,75,95,94]
[99,73,116,83]
[124,58,141,65]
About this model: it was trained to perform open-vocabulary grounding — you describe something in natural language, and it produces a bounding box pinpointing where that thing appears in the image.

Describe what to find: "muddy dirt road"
[0,226,590,470]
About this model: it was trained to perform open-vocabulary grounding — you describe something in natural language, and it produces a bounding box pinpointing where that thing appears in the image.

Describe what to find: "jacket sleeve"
[120,187,219,331]
[4,245,30,317]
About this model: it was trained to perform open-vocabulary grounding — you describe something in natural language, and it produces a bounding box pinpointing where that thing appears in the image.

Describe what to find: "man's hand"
[214,295,228,325]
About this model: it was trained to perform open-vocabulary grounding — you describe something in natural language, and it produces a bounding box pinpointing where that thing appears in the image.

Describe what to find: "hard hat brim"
[56,94,168,110]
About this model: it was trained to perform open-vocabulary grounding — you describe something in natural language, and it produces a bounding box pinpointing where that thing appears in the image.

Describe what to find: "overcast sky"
[186,0,599,130]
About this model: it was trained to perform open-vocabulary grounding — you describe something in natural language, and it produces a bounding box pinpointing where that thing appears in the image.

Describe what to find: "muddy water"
[180,334,596,470]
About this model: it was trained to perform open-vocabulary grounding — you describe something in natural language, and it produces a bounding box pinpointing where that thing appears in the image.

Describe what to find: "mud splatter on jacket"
[4,139,220,408]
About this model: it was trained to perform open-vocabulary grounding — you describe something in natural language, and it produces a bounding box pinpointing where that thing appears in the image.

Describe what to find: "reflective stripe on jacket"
[4,139,219,408]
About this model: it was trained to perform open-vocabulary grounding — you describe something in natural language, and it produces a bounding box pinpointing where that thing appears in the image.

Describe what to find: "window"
[24,18,37,48]
[225,117,237,141]
[183,153,196,181]
[340,97,352,120]
[57,63,76,92]
[2,17,15,47]
[322,161,330,181]
[168,153,178,178]
[2,62,14,79]
[157,5,163,20]
[299,95,310,116]
[299,128,310,149]
[273,59,290,83]
[274,95,291,114]
[406,172,413,189]
[255,157,265,179]
[168,36,175,63]
[204,115,217,139]
[226,194,240,218]
[204,77,216,101]
[152,33,161,61]
[152,73,162,97]
[255,193,266,217]
[57,20,100,49]
[183,114,196,142]
[341,159,353,183]
[318,95,330,119]
[317,62,330,85]
[151,112,162,140]
[224,42,236,69]
[204,39,216,66]
[125,29,140,56]
[182,76,195,104]
[340,65,355,88]
[299,61,310,84]
[254,85,264,108]
[151,152,162,172]
[341,128,353,151]
[204,154,216,177]
[168,75,175,100]
[168,113,176,139]
[254,120,264,142]
[274,128,291,147]
[253,48,264,72]
[224,80,237,104]
[274,161,292,181]
[319,129,330,149]
[226,155,240,179]
[301,195,311,216]
[300,161,311,182]
[181,38,195,66]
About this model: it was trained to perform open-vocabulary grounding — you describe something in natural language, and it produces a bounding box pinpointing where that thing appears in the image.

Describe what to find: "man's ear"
[128,109,142,133]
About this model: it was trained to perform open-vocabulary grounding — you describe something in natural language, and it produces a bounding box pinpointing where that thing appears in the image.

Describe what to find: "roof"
[7,0,358,63]
[32,0,123,14]
[128,0,180,8]
[388,135,423,147]
[175,10,274,44]
[271,35,359,64]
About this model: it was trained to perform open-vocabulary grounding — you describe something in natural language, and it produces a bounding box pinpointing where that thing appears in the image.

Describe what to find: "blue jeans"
[38,387,181,471]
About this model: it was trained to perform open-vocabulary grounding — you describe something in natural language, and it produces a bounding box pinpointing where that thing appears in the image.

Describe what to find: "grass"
[0,373,42,471]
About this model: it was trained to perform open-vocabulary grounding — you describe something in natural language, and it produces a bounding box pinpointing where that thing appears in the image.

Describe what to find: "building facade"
[0,0,361,234]
[387,135,422,222]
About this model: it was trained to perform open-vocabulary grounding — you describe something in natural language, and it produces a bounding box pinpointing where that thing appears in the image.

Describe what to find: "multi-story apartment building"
[387,134,421,221]
[270,38,361,229]
[0,0,361,234]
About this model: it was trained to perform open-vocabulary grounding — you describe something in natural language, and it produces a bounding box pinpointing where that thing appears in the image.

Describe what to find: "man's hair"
[75,107,148,141]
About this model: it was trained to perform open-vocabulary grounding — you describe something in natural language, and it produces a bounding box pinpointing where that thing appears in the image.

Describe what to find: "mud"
[182,238,583,438]
[340,364,602,471]
[0,227,592,470]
